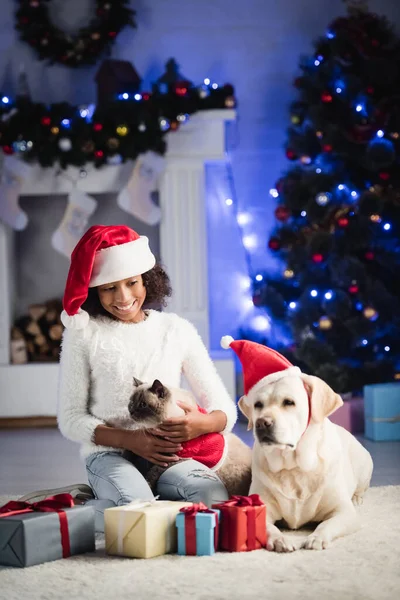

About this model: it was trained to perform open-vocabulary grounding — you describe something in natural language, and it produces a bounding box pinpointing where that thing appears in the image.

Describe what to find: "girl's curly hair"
[81,264,172,318]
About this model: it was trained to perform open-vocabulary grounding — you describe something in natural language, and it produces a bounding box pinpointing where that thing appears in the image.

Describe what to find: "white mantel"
[0,109,237,418]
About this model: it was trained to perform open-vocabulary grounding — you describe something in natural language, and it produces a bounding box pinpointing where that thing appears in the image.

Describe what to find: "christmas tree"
[251,1,400,393]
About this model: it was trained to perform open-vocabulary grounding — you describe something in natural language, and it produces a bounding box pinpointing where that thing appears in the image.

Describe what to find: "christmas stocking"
[0,154,33,231]
[52,188,97,258]
[117,151,165,226]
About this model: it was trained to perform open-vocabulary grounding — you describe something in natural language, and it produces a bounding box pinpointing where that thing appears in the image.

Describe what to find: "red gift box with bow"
[212,494,267,552]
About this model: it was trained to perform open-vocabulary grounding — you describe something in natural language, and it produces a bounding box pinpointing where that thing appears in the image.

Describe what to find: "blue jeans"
[85,451,229,532]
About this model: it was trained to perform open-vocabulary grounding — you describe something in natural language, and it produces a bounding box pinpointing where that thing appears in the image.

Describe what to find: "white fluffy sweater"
[57,310,237,458]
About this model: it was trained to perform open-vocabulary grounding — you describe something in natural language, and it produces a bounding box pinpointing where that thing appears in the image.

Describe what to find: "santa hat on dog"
[220,335,301,399]
[61,225,155,330]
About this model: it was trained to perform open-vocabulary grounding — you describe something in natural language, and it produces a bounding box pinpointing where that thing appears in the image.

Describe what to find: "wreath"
[15,0,136,68]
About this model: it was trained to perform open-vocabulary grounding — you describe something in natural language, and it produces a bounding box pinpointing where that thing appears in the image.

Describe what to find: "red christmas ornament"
[323,144,333,152]
[275,206,291,222]
[252,294,262,307]
[379,172,390,181]
[108,31,117,38]
[312,253,324,263]
[95,150,104,158]
[337,217,349,227]
[268,237,281,251]
[366,86,374,94]
[173,81,191,96]
[365,251,375,260]
[170,122,179,131]
[321,91,333,103]
[142,92,151,101]
[286,149,297,160]
[41,116,51,126]
[2,145,13,155]
[93,123,103,132]
[349,284,359,294]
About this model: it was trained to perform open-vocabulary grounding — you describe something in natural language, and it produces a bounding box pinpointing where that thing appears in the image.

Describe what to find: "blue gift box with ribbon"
[364,382,400,441]
[176,503,219,556]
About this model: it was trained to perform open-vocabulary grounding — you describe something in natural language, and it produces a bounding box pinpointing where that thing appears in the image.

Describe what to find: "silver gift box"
[0,505,95,567]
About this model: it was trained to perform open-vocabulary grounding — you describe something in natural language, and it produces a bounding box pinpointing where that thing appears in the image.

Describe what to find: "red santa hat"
[61,225,156,330]
[220,336,301,401]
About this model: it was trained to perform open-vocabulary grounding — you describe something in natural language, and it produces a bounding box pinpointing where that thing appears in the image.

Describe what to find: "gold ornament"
[363,307,378,320]
[316,131,323,139]
[390,132,399,140]
[300,156,311,165]
[291,115,301,125]
[116,125,129,136]
[225,96,235,108]
[51,126,59,135]
[319,316,332,330]
[91,32,101,40]
[394,373,400,380]
[370,214,381,223]
[283,269,294,279]
[107,137,120,149]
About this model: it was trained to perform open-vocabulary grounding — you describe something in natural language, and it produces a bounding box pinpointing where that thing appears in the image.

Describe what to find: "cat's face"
[128,378,171,426]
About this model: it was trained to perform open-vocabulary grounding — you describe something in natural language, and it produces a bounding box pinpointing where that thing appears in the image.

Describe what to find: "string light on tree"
[363,307,378,321]
[312,253,324,263]
[225,198,233,206]
[255,274,263,282]
[284,269,294,279]
[319,316,332,330]
[316,192,331,206]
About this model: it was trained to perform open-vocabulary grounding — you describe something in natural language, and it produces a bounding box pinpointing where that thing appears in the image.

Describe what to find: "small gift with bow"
[104,499,192,559]
[212,494,267,552]
[0,494,95,567]
[176,503,220,556]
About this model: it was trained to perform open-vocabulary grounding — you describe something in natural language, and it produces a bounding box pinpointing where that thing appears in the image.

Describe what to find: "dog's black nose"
[255,417,274,430]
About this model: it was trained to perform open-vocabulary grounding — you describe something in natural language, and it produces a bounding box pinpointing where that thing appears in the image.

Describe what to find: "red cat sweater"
[176,407,227,470]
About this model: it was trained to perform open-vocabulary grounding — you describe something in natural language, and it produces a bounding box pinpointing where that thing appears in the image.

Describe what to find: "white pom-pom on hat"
[61,309,89,330]
[220,335,234,349]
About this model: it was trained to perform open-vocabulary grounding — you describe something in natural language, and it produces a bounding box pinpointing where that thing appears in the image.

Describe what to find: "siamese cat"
[118,378,252,496]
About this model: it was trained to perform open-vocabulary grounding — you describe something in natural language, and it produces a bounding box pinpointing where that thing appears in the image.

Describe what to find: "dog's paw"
[267,535,297,553]
[302,534,330,551]
[352,493,364,507]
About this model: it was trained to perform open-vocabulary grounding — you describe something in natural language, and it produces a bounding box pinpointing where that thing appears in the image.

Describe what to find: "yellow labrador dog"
[239,373,373,552]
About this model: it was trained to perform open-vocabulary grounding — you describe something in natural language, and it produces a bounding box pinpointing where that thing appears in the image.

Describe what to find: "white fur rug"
[1,486,399,600]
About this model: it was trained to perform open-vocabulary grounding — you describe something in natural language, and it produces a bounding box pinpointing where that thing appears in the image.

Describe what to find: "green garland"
[0,79,235,169]
[15,0,135,68]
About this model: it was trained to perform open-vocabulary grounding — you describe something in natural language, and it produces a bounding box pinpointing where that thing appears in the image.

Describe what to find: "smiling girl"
[22,225,237,531]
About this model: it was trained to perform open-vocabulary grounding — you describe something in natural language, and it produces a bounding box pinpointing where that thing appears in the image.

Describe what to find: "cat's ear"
[133,377,143,387]
[150,379,166,399]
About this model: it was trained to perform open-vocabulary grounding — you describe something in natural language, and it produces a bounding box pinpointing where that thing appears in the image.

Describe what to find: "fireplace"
[0,109,236,418]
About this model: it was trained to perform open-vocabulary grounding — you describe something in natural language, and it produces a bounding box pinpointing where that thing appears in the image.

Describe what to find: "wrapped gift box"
[212,494,267,552]
[364,382,400,441]
[104,500,192,559]
[176,503,219,556]
[329,396,364,434]
[0,495,95,568]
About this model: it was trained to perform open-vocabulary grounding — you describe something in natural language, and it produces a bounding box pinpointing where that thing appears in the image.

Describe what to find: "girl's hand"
[150,401,209,443]
[122,430,183,467]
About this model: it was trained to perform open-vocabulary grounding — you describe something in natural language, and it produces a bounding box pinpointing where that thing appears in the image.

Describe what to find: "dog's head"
[128,378,172,427]
[238,373,343,451]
